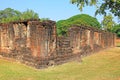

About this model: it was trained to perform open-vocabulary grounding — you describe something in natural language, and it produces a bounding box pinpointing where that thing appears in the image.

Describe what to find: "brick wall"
[67,25,115,56]
[0,20,116,69]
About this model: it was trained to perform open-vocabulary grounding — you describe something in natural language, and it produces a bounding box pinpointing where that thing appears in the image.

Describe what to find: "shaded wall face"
[67,27,92,54]
[27,21,56,57]
[0,23,27,53]
[0,21,56,58]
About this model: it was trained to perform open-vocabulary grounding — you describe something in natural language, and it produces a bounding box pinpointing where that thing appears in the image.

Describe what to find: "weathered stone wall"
[56,25,115,63]
[67,25,115,56]
[0,20,116,69]
[0,20,57,68]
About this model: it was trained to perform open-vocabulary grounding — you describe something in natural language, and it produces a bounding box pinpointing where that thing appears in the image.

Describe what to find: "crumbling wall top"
[0,19,56,28]
[68,25,113,34]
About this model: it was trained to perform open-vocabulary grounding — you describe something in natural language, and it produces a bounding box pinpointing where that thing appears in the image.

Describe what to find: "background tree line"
[0,8,39,23]
[0,4,120,38]
[70,0,120,18]
[70,0,120,37]
[57,14,101,36]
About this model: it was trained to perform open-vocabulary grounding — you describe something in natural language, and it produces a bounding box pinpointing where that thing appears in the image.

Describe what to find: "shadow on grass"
[116,46,120,47]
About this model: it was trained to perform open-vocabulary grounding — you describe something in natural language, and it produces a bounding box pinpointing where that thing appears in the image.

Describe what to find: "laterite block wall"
[0,20,116,68]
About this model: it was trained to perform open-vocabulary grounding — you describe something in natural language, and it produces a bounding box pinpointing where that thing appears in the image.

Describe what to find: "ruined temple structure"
[0,20,116,68]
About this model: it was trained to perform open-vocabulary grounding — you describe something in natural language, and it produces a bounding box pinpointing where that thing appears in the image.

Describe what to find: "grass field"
[116,39,120,47]
[0,46,120,80]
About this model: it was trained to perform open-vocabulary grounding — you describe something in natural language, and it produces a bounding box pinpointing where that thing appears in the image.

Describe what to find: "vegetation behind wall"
[56,14,101,36]
[112,24,120,38]
[0,8,39,23]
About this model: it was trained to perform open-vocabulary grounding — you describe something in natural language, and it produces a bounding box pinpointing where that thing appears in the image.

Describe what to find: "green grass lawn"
[116,39,120,47]
[116,42,120,47]
[0,47,120,80]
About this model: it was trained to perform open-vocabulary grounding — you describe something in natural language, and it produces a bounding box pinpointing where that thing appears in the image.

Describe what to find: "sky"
[0,0,118,23]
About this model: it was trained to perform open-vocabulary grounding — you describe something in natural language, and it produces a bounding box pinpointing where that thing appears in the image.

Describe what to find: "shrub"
[56,14,101,36]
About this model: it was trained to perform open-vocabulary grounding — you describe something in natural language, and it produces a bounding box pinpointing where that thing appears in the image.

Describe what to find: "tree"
[112,24,120,37]
[70,0,97,11]
[0,8,21,23]
[71,0,120,18]
[0,8,39,23]
[20,9,39,20]
[0,8,21,19]
[101,14,115,31]
[57,14,101,36]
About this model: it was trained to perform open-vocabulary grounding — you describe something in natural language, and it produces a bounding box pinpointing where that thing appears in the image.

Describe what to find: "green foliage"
[0,8,21,19]
[0,8,21,23]
[101,14,115,31]
[40,18,50,22]
[70,0,97,11]
[112,24,120,37]
[71,0,120,18]
[57,14,101,36]
[0,8,39,23]
[95,0,120,18]
[20,9,39,20]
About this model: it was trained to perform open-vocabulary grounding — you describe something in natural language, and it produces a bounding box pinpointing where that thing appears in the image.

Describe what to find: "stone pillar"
[86,30,90,45]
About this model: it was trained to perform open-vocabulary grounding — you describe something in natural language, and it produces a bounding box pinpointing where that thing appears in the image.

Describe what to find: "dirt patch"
[116,39,120,43]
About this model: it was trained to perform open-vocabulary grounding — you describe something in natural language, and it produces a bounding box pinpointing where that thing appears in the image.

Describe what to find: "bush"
[112,24,120,38]
[0,8,39,23]
[56,14,101,36]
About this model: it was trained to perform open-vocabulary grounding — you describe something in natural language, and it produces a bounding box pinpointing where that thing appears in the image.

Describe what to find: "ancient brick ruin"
[0,20,116,68]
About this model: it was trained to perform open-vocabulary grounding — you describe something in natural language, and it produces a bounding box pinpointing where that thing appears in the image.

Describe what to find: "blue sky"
[0,0,118,23]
